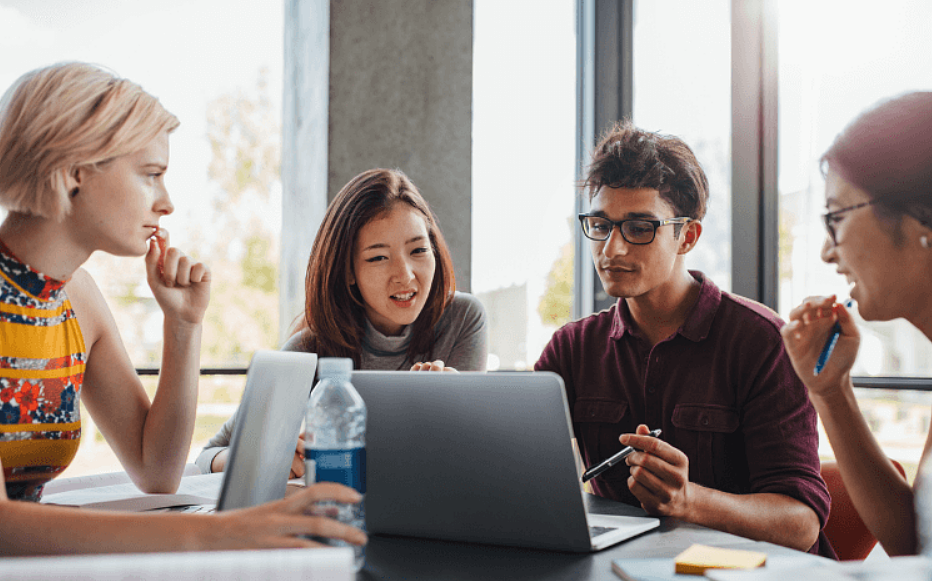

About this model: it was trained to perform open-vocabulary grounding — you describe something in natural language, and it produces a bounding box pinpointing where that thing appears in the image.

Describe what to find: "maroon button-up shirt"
[535,271,834,557]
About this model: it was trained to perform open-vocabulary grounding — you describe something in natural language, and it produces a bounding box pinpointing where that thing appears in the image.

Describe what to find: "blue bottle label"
[308,448,366,494]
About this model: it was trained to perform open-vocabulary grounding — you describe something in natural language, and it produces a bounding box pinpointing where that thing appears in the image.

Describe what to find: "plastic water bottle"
[305,357,367,570]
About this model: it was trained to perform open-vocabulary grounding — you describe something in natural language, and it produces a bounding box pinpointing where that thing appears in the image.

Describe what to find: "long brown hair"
[294,168,455,366]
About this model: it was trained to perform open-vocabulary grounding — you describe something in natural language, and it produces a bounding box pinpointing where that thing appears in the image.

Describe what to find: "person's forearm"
[210,448,229,473]
[685,486,820,552]
[810,382,917,556]
[136,318,202,492]
[0,502,206,556]
[197,414,237,473]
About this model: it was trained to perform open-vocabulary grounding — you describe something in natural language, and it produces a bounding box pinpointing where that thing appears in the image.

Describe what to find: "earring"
[921,235,932,249]
[69,187,79,198]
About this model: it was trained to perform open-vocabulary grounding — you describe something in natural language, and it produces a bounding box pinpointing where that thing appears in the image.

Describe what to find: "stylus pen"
[581,429,662,483]
[813,298,854,376]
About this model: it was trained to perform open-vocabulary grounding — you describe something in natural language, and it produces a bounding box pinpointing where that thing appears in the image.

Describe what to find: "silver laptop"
[351,370,659,552]
[189,350,317,512]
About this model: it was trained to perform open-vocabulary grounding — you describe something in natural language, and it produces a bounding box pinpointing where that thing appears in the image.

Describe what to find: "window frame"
[573,0,932,391]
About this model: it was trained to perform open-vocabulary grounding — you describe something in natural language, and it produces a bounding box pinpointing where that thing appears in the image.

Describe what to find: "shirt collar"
[679,271,721,341]
[610,270,721,343]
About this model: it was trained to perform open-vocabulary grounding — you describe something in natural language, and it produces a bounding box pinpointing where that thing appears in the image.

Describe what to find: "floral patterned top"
[0,239,84,501]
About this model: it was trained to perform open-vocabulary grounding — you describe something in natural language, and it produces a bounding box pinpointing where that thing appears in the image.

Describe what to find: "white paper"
[41,472,223,511]
[704,555,932,581]
[42,464,202,496]
[0,547,354,581]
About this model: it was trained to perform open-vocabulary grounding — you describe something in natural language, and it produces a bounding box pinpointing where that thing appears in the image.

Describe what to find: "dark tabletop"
[356,494,826,581]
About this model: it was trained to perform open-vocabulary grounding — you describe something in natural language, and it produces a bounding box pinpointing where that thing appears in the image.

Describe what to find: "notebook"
[0,547,353,581]
[351,370,659,552]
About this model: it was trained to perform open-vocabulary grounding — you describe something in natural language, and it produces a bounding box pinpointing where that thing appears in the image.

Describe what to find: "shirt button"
[648,387,656,394]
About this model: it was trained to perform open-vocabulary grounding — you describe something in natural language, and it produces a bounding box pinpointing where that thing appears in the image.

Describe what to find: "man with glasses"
[535,121,833,557]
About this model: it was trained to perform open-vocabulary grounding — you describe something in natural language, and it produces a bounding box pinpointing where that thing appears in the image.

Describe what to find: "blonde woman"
[0,62,365,555]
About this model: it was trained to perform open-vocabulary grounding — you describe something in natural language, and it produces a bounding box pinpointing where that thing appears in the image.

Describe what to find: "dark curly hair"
[583,120,709,222]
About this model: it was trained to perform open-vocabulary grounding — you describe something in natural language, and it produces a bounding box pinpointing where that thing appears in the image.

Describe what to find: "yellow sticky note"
[673,544,767,575]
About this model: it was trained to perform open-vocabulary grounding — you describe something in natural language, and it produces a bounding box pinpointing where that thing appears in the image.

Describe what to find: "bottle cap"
[317,357,354,379]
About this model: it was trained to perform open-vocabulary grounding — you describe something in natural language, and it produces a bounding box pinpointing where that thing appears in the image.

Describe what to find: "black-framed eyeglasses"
[577,213,691,245]
[822,200,879,246]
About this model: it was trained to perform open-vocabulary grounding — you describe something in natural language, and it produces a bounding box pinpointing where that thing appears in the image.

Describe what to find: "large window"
[472,0,577,370]
[7,0,930,488]
[582,0,932,486]
[776,0,932,481]
[0,0,283,476]
[777,0,932,377]
[632,0,732,290]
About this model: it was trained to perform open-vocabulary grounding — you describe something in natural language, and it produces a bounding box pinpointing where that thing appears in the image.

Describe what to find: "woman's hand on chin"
[410,360,457,372]
[146,228,211,326]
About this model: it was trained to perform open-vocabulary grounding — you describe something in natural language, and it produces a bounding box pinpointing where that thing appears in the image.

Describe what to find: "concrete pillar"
[281,0,473,344]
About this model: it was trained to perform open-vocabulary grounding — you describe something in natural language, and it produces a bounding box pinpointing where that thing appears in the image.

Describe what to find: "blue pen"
[813,298,854,376]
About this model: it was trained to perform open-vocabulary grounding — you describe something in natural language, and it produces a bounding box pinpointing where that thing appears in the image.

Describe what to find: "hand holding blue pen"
[581,429,662,483]
[813,298,854,376]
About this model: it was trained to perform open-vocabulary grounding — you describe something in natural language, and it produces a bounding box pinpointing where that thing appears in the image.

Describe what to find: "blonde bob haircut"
[0,62,179,221]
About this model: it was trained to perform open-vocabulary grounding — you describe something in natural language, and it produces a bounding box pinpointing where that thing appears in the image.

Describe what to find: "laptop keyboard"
[589,525,616,537]
[173,504,216,513]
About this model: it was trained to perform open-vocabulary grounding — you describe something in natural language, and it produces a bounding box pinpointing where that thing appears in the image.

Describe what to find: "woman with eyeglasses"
[781,92,932,556]
[0,62,366,555]
[197,168,489,476]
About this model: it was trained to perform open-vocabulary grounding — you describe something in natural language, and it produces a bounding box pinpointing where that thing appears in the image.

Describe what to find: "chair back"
[820,458,906,561]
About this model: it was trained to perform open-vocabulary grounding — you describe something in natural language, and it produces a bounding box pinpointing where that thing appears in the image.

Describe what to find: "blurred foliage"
[192,415,233,445]
[201,68,282,365]
[141,375,246,406]
[242,235,277,293]
[779,210,795,282]
[114,280,141,307]
[538,238,573,327]
[207,70,281,205]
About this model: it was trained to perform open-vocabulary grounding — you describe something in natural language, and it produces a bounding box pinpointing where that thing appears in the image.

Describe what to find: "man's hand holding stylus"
[623,424,692,518]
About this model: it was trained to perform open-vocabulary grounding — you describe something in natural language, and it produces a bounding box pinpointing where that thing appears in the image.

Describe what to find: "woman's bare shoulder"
[63,268,112,344]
